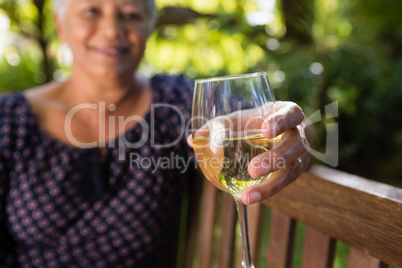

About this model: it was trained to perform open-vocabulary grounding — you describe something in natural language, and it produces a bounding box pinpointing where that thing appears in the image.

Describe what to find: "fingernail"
[253,166,268,178]
[248,192,261,204]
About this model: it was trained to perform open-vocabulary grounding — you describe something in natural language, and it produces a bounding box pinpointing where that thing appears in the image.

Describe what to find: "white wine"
[193,133,281,195]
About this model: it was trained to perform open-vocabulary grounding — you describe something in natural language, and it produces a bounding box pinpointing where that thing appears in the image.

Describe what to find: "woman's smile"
[89,45,130,58]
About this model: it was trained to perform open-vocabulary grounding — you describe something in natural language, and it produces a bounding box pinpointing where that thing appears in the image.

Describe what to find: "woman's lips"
[91,46,129,58]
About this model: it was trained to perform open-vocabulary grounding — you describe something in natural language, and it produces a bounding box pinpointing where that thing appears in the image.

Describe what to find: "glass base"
[242,262,256,268]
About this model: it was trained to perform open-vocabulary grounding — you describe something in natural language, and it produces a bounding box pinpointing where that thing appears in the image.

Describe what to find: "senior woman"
[0,0,310,267]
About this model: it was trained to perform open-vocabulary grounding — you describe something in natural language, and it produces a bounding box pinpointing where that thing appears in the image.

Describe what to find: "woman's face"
[57,0,153,79]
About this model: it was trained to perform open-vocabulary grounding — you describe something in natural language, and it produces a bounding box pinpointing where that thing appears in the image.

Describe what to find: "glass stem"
[234,197,255,268]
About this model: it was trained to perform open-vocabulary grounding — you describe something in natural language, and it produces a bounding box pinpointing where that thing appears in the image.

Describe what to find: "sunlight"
[309,62,324,75]
[266,38,280,51]
[0,13,10,57]
[0,13,10,31]
[324,0,338,13]
[5,51,21,66]
[246,0,276,26]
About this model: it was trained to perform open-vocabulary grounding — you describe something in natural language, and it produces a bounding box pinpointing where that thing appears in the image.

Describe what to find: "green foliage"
[0,48,45,92]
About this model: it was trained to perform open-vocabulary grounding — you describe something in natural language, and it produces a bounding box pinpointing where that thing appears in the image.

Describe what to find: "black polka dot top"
[0,75,195,267]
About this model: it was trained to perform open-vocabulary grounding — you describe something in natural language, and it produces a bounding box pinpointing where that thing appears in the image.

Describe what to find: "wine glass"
[191,72,280,267]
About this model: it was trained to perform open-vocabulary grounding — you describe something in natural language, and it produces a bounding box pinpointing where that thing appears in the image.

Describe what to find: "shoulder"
[0,91,26,107]
[150,74,194,119]
[151,74,194,89]
[0,82,60,118]
[0,92,29,120]
[151,74,194,101]
[0,92,36,151]
[152,75,192,118]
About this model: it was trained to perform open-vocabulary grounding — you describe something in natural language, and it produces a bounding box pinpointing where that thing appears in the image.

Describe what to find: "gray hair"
[53,0,67,19]
[53,0,156,23]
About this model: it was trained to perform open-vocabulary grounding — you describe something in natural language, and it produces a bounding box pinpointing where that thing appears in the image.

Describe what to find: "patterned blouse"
[0,75,195,267]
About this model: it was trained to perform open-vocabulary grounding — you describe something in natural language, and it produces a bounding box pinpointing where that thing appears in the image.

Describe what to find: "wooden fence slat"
[218,192,237,268]
[348,247,388,268]
[301,226,335,268]
[199,180,219,268]
[182,174,203,268]
[266,209,296,268]
[248,202,265,264]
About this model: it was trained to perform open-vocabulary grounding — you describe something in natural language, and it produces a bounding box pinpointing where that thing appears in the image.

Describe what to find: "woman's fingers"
[248,127,306,178]
[241,150,310,205]
[187,134,193,148]
[188,101,310,206]
[262,101,304,139]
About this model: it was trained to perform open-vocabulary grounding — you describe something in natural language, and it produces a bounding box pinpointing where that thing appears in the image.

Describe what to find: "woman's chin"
[73,62,136,80]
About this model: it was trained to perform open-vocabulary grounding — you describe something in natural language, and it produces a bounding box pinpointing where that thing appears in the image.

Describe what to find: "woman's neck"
[63,71,142,108]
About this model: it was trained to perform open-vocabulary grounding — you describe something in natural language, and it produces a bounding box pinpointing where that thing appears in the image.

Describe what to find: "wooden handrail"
[263,165,402,268]
[174,165,402,268]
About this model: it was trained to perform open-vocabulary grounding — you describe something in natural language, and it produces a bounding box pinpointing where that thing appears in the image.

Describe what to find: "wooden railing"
[172,165,402,268]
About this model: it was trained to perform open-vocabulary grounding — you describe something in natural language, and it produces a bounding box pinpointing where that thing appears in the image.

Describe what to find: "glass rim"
[195,72,267,83]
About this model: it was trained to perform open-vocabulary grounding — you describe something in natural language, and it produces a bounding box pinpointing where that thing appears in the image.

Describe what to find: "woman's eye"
[83,7,99,17]
[121,12,142,20]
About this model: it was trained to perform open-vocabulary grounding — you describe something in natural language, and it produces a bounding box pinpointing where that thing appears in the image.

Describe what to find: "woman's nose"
[99,14,125,40]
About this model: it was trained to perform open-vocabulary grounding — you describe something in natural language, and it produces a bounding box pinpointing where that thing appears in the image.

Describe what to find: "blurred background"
[1,0,401,267]
[0,0,401,185]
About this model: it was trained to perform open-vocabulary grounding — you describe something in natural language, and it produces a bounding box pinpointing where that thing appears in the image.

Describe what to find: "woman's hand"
[187,101,310,205]
[242,101,310,205]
